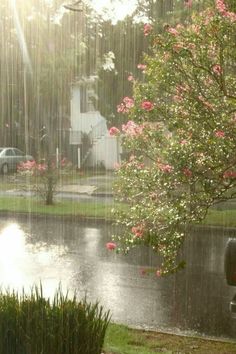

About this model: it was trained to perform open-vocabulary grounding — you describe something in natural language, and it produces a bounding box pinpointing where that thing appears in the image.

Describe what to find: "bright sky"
[89,0,138,23]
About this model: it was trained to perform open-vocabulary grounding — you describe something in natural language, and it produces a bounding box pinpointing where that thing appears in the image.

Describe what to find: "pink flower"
[223,171,236,179]
[137,63,147,71]
[127,74,134,81]
[215,0,236,22]
[180,139,188,145]
[204,77,214,86]
[117,103,128,113]
[18,160,36,171]
[123,96,134,108]
[167,27,179,36]
[158,163,173,173]
[215,130,225,138]
[117,97,134,113]
[106,242,117,250]
[122,121,144,137]
[131,224,144,238]
[183,168,192,177]
[173,43,184,52]
[156,269,162,277]
[212,64,223,75]
[198,96,214,110]
[216,0,227,13]
[144,23,152,36]
[176,84,190,94]
[109,126,120,136]
[141,101,154,111]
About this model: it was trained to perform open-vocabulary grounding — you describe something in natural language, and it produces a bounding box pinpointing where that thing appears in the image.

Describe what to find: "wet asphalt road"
[0,215,235,340]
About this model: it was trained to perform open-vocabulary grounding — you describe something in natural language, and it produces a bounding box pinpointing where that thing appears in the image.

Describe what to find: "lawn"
[0,196,118,219]
[1,194,236,228]
[104,323,236,354]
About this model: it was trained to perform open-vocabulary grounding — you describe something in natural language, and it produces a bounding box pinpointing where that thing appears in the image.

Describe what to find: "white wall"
[70,84,121,170]
[70,87,81,131]
[88,136,121,170]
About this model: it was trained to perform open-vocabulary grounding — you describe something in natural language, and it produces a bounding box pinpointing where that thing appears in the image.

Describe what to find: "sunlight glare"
[89,0,138,23]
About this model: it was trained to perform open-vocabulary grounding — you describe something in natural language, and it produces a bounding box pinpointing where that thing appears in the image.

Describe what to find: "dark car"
[0,147,34,174]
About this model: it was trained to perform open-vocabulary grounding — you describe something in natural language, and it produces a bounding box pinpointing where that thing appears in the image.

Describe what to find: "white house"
[70,77,121,170]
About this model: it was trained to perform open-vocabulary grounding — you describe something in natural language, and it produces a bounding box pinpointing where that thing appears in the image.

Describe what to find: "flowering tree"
[108,0,236,276]
[18,158,71,205]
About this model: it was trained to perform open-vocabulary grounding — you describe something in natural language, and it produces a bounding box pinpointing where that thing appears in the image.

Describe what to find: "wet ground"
[0,215,235,340]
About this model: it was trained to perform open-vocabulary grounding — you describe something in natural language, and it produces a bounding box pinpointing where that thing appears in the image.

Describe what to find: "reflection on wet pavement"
[0,216,235,340]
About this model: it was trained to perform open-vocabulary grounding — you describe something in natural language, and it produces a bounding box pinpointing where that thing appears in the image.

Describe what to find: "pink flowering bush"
[143,23,152,36]
[111,0,236,276]
[18,158,72,205]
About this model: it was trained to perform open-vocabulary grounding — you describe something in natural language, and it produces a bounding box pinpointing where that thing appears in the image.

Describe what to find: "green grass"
[203,209,236,227]
[104,323,236,354]
[0,196,123,219]
[1,194,236,227]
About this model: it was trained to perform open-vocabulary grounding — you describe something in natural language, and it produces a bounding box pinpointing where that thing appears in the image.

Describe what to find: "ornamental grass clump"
[0,285,110,354]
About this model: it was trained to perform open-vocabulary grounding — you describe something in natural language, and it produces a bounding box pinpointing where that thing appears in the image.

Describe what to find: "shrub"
[17,158,72,205]
[109,0,236,276]
[0,285,110,354]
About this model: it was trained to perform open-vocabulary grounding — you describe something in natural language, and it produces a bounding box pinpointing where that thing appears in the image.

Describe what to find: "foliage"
[110,0,236,275]
[17,158,72,205]
[0,285,110,354]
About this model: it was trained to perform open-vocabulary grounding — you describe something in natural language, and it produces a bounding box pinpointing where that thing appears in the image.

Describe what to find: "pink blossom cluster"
[117,96,134,114]
[215,130,225,138]
[36,163,47,172]
[167,27,179,36]
[215,0,236,22]
[137,63,147,71]
[17,160,37,172]
[127,74,134,81]
[125,155,144,169]
[141,101,154,111]
[198,95,214,110]
[144,23,152,36]
[172,43,184,53]
[106,242,117,250]
[180,139,188,145]
[157,163,173,173]
[131,224,144,238]
[223,171,236,179]
[173,84,191,102]
[122,120,144,137]
[183,168,192,177]
[17,160,47,176]
[18,158,69,175]
[109,126,120,136]
[212,64,223,75]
